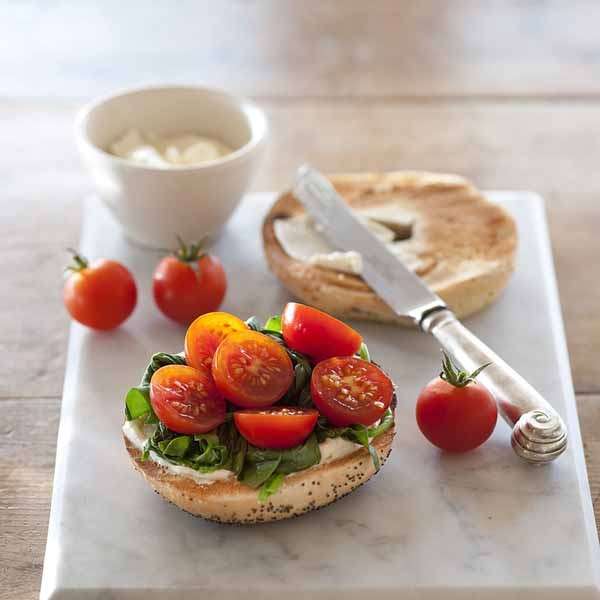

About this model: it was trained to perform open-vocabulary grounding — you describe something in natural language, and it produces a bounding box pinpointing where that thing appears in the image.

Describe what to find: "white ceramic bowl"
[76,85,267,248]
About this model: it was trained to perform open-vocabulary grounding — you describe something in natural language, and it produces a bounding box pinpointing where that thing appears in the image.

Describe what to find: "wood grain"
[1,1,600,99]
[0,398,59,600]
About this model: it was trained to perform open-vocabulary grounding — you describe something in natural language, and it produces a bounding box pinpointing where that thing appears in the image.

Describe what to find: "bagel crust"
[262,172,517,324]
[124,426,395,524]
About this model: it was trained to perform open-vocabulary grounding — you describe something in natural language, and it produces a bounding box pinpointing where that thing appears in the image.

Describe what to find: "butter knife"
[293,165,567,464]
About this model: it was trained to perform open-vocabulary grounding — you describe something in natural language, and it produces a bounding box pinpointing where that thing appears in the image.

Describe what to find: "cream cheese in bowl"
[76,85,267,248]
[110,129,233,168]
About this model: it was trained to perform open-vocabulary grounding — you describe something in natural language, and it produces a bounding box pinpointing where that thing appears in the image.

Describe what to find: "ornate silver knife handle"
[420,308,568,464]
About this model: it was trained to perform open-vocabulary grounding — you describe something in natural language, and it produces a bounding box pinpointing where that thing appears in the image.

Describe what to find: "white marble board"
[41,192,600,599]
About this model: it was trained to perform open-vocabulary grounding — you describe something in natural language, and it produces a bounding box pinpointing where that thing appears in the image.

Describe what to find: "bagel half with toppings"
[124,424,394,524]
[123,306,396,524]
[262,172,517,324]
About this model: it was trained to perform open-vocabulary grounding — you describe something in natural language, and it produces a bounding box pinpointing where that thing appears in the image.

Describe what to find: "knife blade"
[292,165,568,464]
[293,165,445,324]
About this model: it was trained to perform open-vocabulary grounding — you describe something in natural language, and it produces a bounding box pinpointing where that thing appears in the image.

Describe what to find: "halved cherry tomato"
[153,251,227,325]
[150,364,226,434]
[234,407,318,449]
[63,251,137,331]
[184,312,247,371]
[311,357,393,427]
[212,330,294,408]
[281,303,362,362]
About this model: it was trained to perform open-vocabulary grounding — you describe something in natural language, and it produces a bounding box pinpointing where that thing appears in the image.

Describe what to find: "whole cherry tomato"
[282,303,362,362]
[212,330,294,408]
[63,250,137,331]
[311,356,393,427]
[234,407,318,449]
[153,239,227,325]
[150,364,226,434]
[416,353,497,453]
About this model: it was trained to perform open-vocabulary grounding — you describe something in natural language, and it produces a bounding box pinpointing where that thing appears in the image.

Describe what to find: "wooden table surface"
[2,1,600,597]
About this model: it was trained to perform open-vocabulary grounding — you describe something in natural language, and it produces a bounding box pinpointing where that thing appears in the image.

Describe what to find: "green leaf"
[194,432,219,445]
[258,473,285,502]
[368,444,381,471]
[141,441,150,462]
[160,436,192,457]
[296,386,314,409]
[348,425,369,447]
[140,352,186,387]
[241,457,281,488]
[315,411,394,472]
[244,433,321,476]
[231,437,248,477]
[368,409,394,438]
[263,315,282,333]
[358,342,371,362]
[125,386,152,420]
[277,433,321,474]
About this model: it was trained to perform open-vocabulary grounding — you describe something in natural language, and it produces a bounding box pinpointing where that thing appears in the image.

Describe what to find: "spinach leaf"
[140,352,186,387]
[296,386,314,409]
[216,419,247,476]
[125,386,151,420]
[194,431,219,445]
[315,409,395,471]
[263,314,282,333]
[277,433,321,474]
[368,409,395,438]
[159,436,192,457]
[241,458,281,488]
[241,433,321,489]
[258,473,285,503]
[231,436,248,477]
[358,342,371,362]
[124,386,158,423]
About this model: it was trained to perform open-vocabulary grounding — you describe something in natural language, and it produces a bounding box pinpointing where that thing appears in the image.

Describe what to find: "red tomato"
[153,252,227,325]
[184,312,247,371]
[63,251,137,331]
[212,330,294,408]
[282,303,362,362]
[311,357,393,427]
[150,364,226,434]
[416,355,497,453]
[234,407,318,449]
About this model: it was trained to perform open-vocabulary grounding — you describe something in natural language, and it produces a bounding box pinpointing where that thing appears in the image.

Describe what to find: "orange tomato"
[212,330,294,408]
[184,312,247,371]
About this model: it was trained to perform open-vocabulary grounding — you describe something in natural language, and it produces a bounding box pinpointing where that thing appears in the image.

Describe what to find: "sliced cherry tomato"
[234,407,318,449]
[281,303,362,362]
[416,353,497,453]
[153,239,227,325]
[184,312,247,371]
[63,250,137,331]
[212,330,294,408]
[311,357,393,427]
[150,364,226,434]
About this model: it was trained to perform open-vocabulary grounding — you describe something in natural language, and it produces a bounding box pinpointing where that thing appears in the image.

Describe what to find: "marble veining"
[40,193,600,599]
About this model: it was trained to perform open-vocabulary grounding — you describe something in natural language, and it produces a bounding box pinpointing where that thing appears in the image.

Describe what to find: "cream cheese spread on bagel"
[123,418,364,485]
